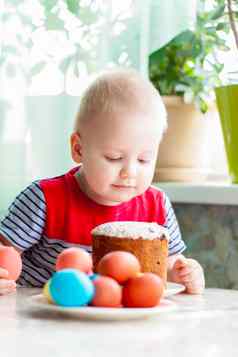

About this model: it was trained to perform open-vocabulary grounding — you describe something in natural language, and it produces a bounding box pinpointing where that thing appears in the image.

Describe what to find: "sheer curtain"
[0,0,197,214]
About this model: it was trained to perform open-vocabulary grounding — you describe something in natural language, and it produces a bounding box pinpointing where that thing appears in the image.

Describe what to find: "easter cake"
[91,222,169,284]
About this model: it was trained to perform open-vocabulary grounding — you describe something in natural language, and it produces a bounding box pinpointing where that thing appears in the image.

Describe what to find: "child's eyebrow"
[103,148,154,155]
[137,149,155,156]
[103,148,124,153]
[140,150,154,154]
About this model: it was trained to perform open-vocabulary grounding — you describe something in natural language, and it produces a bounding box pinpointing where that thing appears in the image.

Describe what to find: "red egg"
[97,251,141,284]
[122,273,164,308]
[91,276,122,308]
[56,247,92,273]
[0,246,22,281]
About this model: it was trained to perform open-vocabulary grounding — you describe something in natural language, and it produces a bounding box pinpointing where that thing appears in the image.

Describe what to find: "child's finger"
[183,270,205,289]
[179,274,192,283]
[0,287,16,296]
[179,263,201,277]
[178,267,191,277]
[179,259,203,276]
[0,279,16,289]
[0,268,9,279]
[179,265,202,281]
[185,282,204,294]
[173,257,187,270]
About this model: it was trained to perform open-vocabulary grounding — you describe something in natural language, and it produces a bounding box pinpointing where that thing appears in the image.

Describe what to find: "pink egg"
[56,247,93,273]
[122,273,164,308]
[0,246,22,281]
[91,276,122,308]
[97,251,141,284]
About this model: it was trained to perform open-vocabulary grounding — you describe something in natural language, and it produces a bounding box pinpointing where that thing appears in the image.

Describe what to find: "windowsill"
[153,181,238,205]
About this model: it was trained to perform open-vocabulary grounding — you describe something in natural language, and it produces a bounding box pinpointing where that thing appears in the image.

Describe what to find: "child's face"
[73,110,161,206]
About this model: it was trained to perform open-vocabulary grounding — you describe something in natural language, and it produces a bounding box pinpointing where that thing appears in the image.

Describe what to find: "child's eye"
[138,159,150,164]
[105,156,122,161]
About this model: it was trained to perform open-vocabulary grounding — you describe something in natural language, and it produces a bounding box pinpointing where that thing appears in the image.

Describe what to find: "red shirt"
[40,167,166,246]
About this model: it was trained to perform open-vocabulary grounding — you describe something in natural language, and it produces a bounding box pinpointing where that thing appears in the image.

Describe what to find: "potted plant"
[149,2,230,182]
[214,0,238,183]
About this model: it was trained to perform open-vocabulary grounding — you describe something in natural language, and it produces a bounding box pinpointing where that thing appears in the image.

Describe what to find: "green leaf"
[45,13,64,30]
[40,0,58,12]
[66,0,80,15]
[76,6,98,25]
[171,30,196,46]
[206,26,218,35]
[197,97,208,113]
[30,62,46,76]
[213,63,224,73]
[216,22,229,31]
[209,4,225,20]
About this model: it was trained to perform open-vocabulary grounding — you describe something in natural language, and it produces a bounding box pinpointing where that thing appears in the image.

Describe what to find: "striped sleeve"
[163,193,186,256]
[0,182,46,251]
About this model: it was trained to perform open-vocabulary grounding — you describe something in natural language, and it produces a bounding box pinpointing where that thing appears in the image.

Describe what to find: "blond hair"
[74,68,167,135]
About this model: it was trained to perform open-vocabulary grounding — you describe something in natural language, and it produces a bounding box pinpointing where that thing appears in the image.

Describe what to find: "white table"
[0,288,237,357]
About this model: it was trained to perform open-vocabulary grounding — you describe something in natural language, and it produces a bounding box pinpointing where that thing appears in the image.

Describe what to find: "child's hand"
[0,268,16,296]
[169,256,205,294]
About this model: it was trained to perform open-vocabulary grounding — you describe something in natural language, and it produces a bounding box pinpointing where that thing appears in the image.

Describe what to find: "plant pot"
[153,96,216,182]
[215,84,238,184]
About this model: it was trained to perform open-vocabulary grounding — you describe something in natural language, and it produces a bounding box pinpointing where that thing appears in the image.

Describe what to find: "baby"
[0,68,205,295]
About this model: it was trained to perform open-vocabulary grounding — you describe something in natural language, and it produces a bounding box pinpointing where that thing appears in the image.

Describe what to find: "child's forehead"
[94,125,160,151]
[91,107,160,129]
[80,106,164,151]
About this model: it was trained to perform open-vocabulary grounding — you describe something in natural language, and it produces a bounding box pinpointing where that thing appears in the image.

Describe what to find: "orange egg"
[0,246,22,281]
[122,273,164,308]
[56,247,92,273]
[91,276,122,307]
[97,251,141,284]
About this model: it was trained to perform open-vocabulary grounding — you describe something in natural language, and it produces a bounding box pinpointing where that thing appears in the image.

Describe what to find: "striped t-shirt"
[0,175,186,287]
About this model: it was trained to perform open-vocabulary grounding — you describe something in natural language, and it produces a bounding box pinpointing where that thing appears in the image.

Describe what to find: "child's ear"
[70,132,82,163]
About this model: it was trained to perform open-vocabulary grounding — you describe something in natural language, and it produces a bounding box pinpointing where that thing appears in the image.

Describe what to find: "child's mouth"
[112,184,135,190]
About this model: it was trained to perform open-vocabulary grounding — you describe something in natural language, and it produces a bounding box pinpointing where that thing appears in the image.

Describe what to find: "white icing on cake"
[91,221,169,240]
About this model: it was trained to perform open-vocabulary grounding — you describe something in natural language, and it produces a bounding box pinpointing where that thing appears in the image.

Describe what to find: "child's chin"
[110,192,135,203]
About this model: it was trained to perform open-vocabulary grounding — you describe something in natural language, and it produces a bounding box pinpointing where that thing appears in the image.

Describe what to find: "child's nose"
[120,163,137,180]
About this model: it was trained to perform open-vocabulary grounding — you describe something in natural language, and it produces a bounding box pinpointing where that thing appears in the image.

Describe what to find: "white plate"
[28,283,184,321]
[29,295,176,320]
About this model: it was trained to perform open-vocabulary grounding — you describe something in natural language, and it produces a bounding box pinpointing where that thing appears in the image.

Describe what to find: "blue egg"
[88,273,99,281]
[49,269,95,307]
